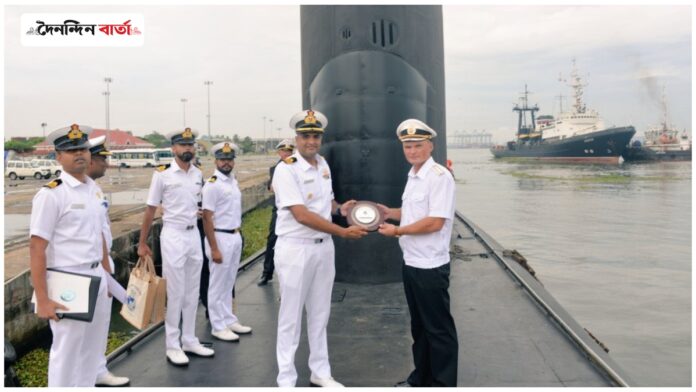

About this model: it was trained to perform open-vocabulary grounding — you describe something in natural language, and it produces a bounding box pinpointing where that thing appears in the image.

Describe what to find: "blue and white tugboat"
[491,61,635,164]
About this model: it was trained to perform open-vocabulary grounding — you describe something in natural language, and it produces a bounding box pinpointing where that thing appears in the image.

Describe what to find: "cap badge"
[305,110,317,124]
[67,124,83,140]
[182,128,193,139]
[407,127,416,135]
[222,143,232,153]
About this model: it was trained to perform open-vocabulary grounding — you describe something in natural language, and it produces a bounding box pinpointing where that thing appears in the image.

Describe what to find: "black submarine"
[100,5,635,387]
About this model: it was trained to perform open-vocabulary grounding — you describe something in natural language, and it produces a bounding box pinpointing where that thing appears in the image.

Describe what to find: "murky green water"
[451,148,691,387]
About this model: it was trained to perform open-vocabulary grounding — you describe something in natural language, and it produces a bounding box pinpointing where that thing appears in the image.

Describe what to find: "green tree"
[232,134,241,144]
[4,140,36,153]
[141,132,169,147]
[240,136,254,153]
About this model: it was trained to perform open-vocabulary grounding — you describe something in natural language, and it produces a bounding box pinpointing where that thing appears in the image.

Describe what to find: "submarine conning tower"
[300,5,447,283]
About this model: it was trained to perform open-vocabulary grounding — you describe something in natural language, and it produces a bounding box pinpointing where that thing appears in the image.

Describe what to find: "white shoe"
[95,371,130,386]
[182,343,215,357]
[310,376,345,387]
[212,328,240,341]
[227,322,252,334]
[166,349,189,366]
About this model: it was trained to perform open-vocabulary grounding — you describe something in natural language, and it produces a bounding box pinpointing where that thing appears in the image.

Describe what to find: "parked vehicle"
[31,159,62,177]
[109,148,173,168]
[5,160,51,180]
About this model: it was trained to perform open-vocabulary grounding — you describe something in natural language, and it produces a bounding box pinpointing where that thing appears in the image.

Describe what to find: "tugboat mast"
[512,84,539,143]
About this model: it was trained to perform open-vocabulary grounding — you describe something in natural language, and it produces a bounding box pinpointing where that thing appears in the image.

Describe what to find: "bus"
[109,148,174,168]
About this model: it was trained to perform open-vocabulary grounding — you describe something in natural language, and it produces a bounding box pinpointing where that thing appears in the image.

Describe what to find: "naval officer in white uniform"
[272,109,368,387]
[138,127,214,366]
[378,119,458,387]
[85,135,131,387]
[201,141,252,342]
[29,124,112,387]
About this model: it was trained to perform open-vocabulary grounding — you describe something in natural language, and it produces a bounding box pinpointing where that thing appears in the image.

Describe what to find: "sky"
[3,4,692,144]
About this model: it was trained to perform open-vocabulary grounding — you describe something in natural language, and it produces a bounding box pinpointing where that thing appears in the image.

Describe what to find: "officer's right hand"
[342,225,368,240]
[36,299,68,321]
[211,248,223,264]
[138,243,152,257]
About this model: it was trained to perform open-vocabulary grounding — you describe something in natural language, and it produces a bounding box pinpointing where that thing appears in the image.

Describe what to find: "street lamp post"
[262,116,267,152]
[104,77,112,144]
[41,122,47,138]
[268,118,274,149]
[181,98,188,128]
[204,80,213,139]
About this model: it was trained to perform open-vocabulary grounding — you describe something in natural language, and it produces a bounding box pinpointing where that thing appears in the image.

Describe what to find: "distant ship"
[622,87,692,162]
[491,61,635,164]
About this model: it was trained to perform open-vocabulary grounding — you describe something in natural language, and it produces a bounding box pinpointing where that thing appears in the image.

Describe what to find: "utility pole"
[41,122,47,138]
[204,80,213,138]
[104,77,112,144]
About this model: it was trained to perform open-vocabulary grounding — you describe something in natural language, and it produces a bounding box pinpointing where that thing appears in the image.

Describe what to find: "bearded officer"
[201,141,252,342]
[378,119,458,387]
[29,124,112,387]
[137,127,214,366]
[85,135,130,387]
[272,109,368,387]
[258,138,295,286]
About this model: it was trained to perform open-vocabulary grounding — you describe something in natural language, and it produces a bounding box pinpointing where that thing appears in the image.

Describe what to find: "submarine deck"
[107,212,632,387]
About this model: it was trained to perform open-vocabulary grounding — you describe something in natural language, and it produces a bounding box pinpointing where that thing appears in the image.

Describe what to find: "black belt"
[214,228,239,234]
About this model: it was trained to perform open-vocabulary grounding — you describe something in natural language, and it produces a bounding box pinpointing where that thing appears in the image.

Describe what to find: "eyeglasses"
[299,133,322,140]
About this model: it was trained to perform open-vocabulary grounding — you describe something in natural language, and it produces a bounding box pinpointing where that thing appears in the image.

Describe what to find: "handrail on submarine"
[108,214,632,387]
[453,210,631,387]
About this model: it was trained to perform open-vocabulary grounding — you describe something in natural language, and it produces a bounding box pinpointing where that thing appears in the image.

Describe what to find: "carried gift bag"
[149,273,167,324]
[120,255,158,330]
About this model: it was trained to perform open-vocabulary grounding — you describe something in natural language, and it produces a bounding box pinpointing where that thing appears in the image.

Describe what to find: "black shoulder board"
[207,175,217,183]
[156,163,171,172]
[43,179,62,189]
[283,157,297,164]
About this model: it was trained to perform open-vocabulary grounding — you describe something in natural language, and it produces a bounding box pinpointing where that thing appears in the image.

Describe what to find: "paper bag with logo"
[149,272,166,324]
[120,255,157,330]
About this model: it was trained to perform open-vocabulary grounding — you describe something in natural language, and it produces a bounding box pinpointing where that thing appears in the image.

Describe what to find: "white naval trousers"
[204,231,242,332]
[274,237,335,387]
[47,264,110,387]
[160,225,204,350]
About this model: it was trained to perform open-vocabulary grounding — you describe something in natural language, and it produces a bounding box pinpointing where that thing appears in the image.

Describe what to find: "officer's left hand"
[378,223,398,237]
[211,248,223,264]
[340,200,357,217]
[197,209,203,218]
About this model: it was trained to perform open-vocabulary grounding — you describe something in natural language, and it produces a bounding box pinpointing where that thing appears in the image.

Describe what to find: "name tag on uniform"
[70,203,85,209]
[167,182,182,188]
[303,178,315,184]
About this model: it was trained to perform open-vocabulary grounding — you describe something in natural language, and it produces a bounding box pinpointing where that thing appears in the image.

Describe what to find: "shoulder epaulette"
[43,179,62,189]
[207,175,217,183]
[156,163,171,172]
[432,164,445,176]
[283,157,297,164]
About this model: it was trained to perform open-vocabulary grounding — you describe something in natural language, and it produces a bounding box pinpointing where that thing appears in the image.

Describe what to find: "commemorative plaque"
[346,201,386,232]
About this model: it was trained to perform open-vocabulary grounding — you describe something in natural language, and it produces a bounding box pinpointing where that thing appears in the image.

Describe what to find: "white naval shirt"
[272,152,334,239]
[95,184,115,271]
[201,169,242,230]
[146,159,203,227]
[30,171,104,268]
[399,157,456,269]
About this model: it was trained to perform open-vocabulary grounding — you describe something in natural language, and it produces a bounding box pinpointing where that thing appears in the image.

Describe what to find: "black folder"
[31,268,101,322]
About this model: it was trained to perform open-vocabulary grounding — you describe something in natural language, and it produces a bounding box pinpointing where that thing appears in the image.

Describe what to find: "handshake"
[337,200,400,240]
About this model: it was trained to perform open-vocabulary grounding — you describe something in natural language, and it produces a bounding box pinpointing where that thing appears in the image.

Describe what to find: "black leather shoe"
[257,274,272,286]
[394,381,413,387]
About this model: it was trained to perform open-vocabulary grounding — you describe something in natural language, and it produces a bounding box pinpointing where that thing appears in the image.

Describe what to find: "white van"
[31,159,62,177]
[5,161,51,180]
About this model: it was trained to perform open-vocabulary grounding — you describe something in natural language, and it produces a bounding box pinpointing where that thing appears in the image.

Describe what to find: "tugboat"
[491,60,636,163]
[622,87,692,162]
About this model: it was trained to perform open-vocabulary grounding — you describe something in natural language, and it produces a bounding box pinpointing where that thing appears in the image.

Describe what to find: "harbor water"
[450,148,691,387]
